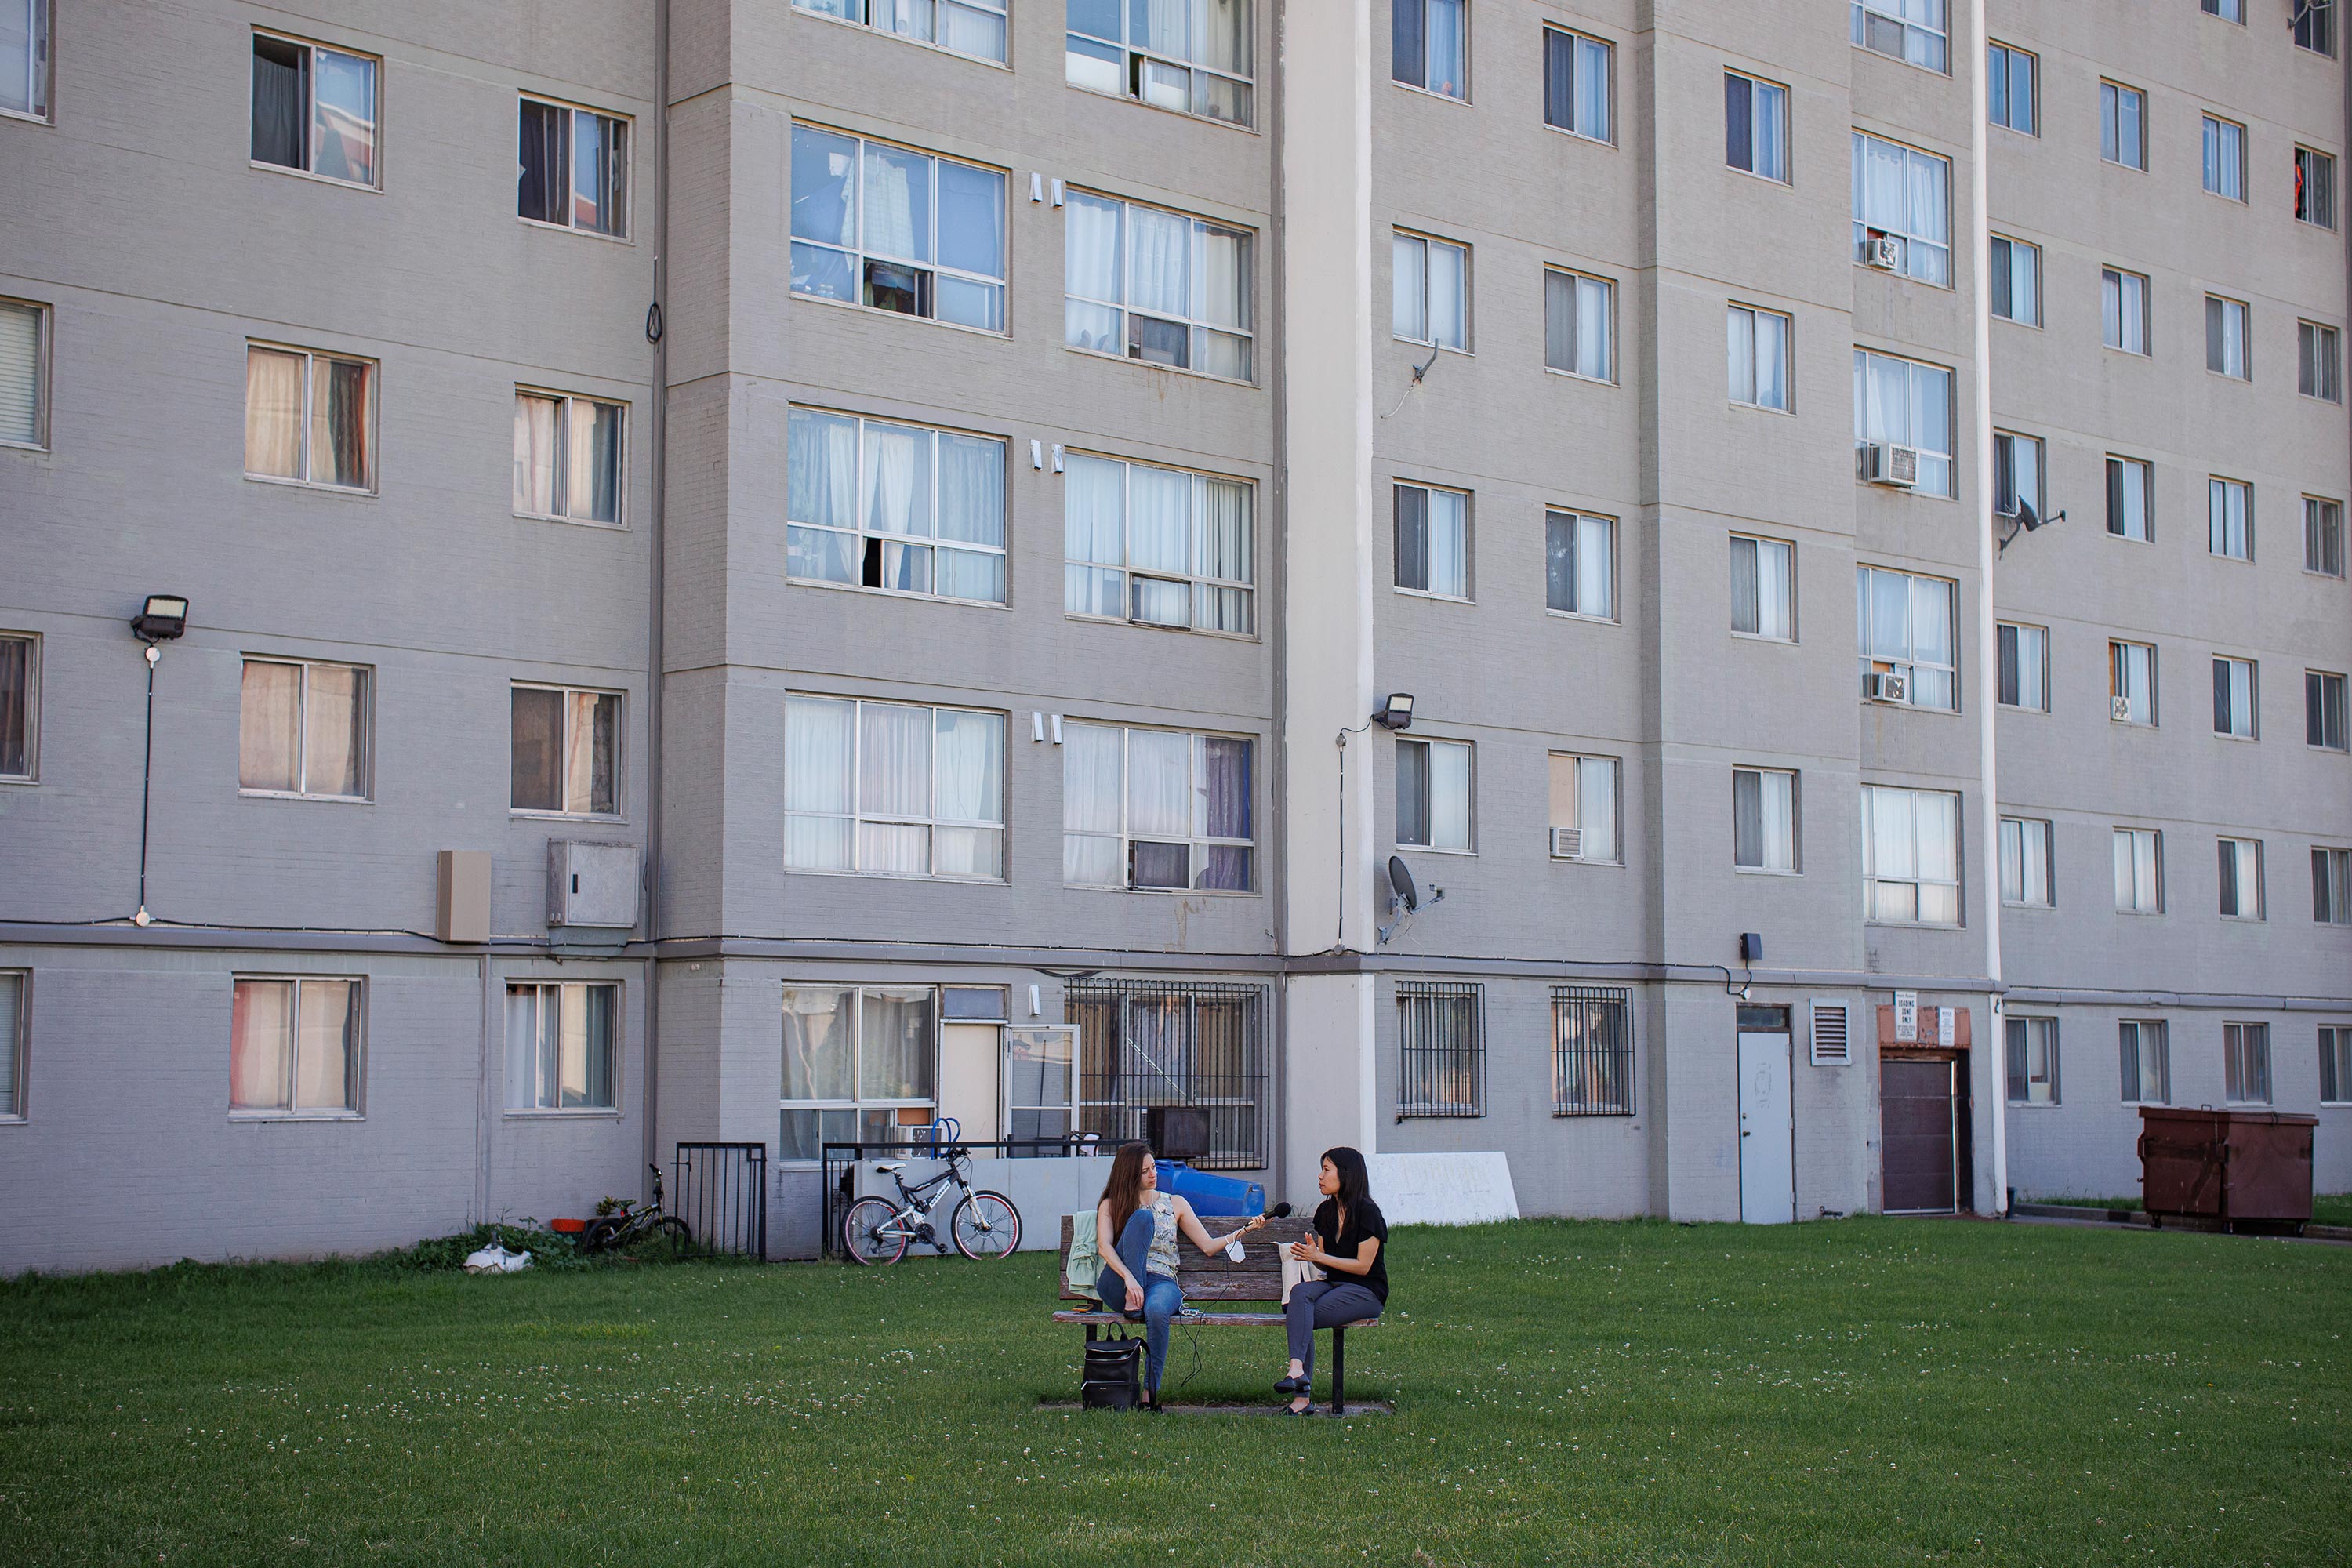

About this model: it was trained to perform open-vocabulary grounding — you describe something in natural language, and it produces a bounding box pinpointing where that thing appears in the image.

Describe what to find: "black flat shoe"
[1273,1374,1308,1395]
[1277,1402,1315,1417]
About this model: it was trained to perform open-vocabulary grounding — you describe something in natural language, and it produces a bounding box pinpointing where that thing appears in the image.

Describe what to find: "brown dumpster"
[2138,1106,2319,1232]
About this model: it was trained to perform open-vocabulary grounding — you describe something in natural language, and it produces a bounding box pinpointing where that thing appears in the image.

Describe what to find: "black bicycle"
[841,1146,1022,1264]
[578,1164,695,1258]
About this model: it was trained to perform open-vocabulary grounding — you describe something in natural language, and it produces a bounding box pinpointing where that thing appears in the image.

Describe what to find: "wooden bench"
[1052,1214,1378,1414]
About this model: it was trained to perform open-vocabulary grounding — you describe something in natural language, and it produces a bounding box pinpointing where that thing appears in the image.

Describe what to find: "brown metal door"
[1881,1058,1957,1214]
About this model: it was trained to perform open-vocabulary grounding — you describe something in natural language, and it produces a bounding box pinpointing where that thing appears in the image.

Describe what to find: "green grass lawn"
[2,1218,2347,1567]
[2031,1193,2352,1229]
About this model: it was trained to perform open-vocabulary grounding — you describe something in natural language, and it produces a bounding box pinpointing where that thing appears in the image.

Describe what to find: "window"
[1548,752,1621,863]
[2218,837,2264,920]
[240,658,370,800]
[2319,848,2352,923]
[505,982,617,1111]
[2101,269,2150,354]
[2295,0,2336,56]
[1852,0,1947,71]
[2296,146,2336,228]
[1853,350,1955,495]
[0,632,34,782]
[785,696,1006,879]
[788,409,1007,604]
[1851,132,1951,285]
[1733,768,1798,873]
[0,971,20,1118]
[1067,978,1269,1169]
[1998,622,2048,712]
[1552,985,1635,1116]
[1005,1024,1076,1142]
[1066,0,1250,125]
[1999,816,2053,906]
[230,977,361,1116]
[2203,0,2245,20]
[1994,431,2042,518]
[1392,231,1468,350]
[2299,322,2342,401]
[2208,477,2252,560]
[2223,1022,2270,1105]
[1731,535,1795,640]
[793,125,1005,332]
[1547,510,1617,620]
[2206,296,2251,379]
[2309,498,2347,576]
[2321,1025,2352,1105]
[518,96,629,238]
[1989,236,2039,325]
[513,391,626,525]
[2114,827,2162,913]
[1065,452,1253,632]
[2107,456,2154,541]
[250,31,378,187]
[1396,982,1483,1117]
[1064,724,1254,891]
[511,684,621,817]
[1860,784,1961,925]
[1394,484,1471,599]
[2100,82,2146,170]
[1987,43,2035,134]
[1543,27,1610,142]
[2201,115,2245,200]
[1065,189,1252,379]
[245,344,375,491]
[2,0,49,121]
[0,297,39,448]
[1396,736,1472,852]
[2111,640,2158,726]
[1392,0,1466,99]
[1544,269,1614,380]
[1724,71,1788,180]
[2120,1020,2170,1104]
[1728,306,1791,409]
[781,985,937,1161]
[806,0,1009,67]
[1856,565,1958,710]
[2310,670,2349,750]
[2212,656,2258,739]
[2004,1016,2059,1105]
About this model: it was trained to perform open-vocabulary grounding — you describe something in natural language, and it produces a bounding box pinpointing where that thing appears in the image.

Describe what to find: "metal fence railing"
[1397,980,1485,1118]
[1066,978,1270,1171]
[818,1134,1095,1259]
[1552,985,1635,1116]
[672,1142,768,1258]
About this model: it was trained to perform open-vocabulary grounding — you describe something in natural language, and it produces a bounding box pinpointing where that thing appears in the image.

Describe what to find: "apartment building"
[0,0,2343,1274]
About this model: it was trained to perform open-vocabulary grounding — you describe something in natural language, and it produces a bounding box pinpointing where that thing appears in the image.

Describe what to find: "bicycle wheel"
[842,1197,907,1265]
[635,1214,695,1261]
[951,1191,1022,1260]
[576,1216,623,1256]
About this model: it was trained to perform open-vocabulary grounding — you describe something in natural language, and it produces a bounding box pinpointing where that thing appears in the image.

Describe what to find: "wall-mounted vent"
[1810,1001,1852,1066]
[1548,826,1584,860]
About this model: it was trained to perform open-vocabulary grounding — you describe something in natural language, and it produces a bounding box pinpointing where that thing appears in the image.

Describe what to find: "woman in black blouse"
[1275,1145,1388,1415]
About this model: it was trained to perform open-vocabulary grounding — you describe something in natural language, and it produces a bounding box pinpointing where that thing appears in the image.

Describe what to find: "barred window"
[1396,982,1483,1118]
[1067,979,1267,1170]
[1552,985,1634,1115]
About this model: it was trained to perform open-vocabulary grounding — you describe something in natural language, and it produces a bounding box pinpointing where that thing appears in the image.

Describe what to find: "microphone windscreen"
[1265,1202,1293,1220]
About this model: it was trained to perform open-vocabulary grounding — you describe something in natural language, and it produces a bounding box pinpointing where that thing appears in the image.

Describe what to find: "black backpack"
[1080,1331,1143,1410]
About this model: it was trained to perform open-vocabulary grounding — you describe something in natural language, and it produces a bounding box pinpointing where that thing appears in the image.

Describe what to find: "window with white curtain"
[514,391,626,525]
[1396,483,1471,599]
[0,632,34,782]
[2201,114,2246,200]
[2005,1017,2058,1105]
[230,977,361,1116]
[801,0,1009,67]
[1725,71,1788,180]
[2110,641,2158,726]
[1730,535,1795,641]
[1999,816,2053,906]
[785,696,1007,880]
[519,96,630,238]
[2102,268,2150,354]
[2114,826,2162,913]
[2312,672,2349,750]
[1728,306,1791,410]
[2120,1019,2169,1104]
[1391,0,1467,99]
[251,31,378,187]
[1548,752,1620,863]
[1860,784,1961,925]
[0,297,41,448]
[2296,147,2336,228]
[1856,565,1958,710]
[2308,497,2347,576]
[2319,848,2352,921]
[0,971,20,1119]
[791,125,1007,332]
[2217,837,2264,920]
[505,982,617,1110]
[2224,1022,2270,1104]
[2206,296,2250,379]
[780,985,938,1161]
[2325,1025,2352,1102]
[1994,431,2043,518]
[2100,82,2146,169]
[1066,0,1252,126]
[1544,269,1613,380]
[511,684,621,817]
[1065,189,1253,379]
[1063,723,1254,891]
[1997,622,2048,711]
[1542,27,1610,142]
[241,658,370,800]
[1990,235,2039,325]
[1547,510,1615,621]
[2213,655,2258,739]
[787,408,1007,604]
[1851,132,1951,284]
[1852,0,1946,71]
[2299,321,2341,401]
[1987,42,2035,133]
[1392,231,1468,350]
[2209,477,2252,560]
[1065,452,1254,633]
[1852,350,1955,495]
[2107,456,2154,541]
[1733,768,1798,873]
[1396,736,1472,853]
[2,0,49,121]
[245,343,376,491]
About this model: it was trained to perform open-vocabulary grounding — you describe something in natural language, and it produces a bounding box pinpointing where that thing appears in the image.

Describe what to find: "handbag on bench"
[1080,1330,1143,1410]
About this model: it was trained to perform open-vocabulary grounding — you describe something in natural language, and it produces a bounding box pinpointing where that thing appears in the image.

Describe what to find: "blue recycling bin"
[1155,1160,1265,1218]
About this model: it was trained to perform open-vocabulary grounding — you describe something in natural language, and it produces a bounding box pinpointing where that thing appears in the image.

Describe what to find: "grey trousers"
[1283,1281,1382,1381]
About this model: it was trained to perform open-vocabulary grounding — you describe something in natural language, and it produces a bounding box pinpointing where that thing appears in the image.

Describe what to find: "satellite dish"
[1386,855,1419,913]
[2016,495,2043,532]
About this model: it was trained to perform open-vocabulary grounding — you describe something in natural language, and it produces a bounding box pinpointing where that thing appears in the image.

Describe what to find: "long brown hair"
[1101,1142,1154,1241]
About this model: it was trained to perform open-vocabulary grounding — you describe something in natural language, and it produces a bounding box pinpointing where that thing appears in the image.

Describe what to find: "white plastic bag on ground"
[463,1243,533,1274]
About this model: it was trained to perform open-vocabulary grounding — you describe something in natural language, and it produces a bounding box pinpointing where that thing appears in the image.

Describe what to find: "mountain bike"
[841,1145,1022,1264]
[578,1164,696,1258]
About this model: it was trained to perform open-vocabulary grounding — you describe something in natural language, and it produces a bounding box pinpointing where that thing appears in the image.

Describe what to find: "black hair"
[1321,1145,1371,1211]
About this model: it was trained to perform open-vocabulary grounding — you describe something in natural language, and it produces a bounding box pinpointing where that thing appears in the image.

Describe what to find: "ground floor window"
[2005,1015,2059,1104]
[1396,981,1483,1117]
[2119,1018,2169,1104]
[2321,1025,2352,1105]
[2223,1021,2270,1104]
[505,982,617,1109]
[781,985,936,1161]
[1552,985,1635,1115]
[230,976,361,1116]
[1066,979,1267,1169]
[0,971,21,1119]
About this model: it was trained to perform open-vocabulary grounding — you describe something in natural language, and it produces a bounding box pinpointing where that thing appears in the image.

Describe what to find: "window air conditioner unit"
[1861,234,1902,270]
[1867,670,1909,704]
[2111,694,2134,722]
[1860,442,1920,488]
[1549,826,1584,860]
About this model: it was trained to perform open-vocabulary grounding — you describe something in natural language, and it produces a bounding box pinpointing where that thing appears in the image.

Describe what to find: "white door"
[938,1024,1001,1142]
[1737,1029,1795,1224]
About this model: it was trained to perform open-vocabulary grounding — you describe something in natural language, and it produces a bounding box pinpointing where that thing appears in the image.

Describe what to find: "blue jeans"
[1098,1209,1183,1391]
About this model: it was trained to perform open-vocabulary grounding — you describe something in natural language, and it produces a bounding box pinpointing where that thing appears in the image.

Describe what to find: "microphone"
[1264,1202,1294,1221]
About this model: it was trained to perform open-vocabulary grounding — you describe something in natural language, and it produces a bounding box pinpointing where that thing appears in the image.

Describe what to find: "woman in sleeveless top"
[1094,1142,1266,1411]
